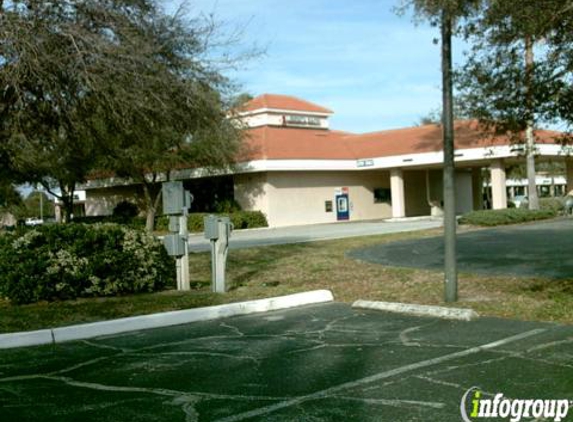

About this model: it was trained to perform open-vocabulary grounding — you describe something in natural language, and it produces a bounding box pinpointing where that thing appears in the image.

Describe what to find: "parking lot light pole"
[441,8,458,303]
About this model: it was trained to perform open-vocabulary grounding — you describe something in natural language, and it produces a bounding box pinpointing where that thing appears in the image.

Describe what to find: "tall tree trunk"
[524,36,539,210]
[142,181,163,232]
[441,9,457,303]
[59,182,76,223]
[145,206,156,232]
[142,183,156,232]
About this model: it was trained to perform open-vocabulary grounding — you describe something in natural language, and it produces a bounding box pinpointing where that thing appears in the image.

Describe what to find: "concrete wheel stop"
[352,300,479,321]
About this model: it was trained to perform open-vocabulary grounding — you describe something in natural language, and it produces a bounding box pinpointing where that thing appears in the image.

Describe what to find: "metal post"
[176,257,182,290]
[441,9,458,303]
[213,219,229,293]
[179,209,190,291]
[210,239,217,292]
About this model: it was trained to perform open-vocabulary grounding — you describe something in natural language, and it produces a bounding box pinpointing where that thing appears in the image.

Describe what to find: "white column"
[567,160,573,195]
[490,160,507,210]
[390,169,406,218]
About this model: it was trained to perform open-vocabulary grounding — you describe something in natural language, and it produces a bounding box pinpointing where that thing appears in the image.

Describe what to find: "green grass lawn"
[2,227,573,333]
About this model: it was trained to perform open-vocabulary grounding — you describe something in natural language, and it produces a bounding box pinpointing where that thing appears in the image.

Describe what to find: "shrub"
[459,208,557,227]
[72,215,147,229]
[229,211,268,230]
[0,224,175,304]
[155,215,169,231]
[156,211,268,232]
[214,199,242,213]
[539,197,565,214]
[188,213,208,232]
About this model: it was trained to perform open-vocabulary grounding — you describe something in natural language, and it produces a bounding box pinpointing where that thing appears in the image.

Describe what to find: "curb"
[0,290,334,350]
[352,300,479,321]
[383,216,443,223]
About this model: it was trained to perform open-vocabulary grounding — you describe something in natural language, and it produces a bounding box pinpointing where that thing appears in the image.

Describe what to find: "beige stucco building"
[82,94,573,227]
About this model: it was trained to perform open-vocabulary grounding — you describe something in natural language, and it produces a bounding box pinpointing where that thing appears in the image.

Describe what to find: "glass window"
[374,188,391,203]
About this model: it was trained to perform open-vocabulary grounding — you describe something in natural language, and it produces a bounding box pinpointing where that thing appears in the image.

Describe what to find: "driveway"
[1,302,572,421]
[188,218,442,252]
[348,218,573,279]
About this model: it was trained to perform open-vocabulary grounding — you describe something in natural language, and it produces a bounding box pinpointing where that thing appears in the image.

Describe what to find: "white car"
[24,217,44,226]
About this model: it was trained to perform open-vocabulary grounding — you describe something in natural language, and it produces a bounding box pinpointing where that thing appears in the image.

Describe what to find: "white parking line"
[213,328,547,422]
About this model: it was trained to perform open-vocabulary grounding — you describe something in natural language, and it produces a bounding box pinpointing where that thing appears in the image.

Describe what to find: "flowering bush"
[0,224,175,304]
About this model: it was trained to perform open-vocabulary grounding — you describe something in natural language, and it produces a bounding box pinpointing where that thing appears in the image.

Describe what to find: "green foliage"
[0,224,175,304]
[0,183,22,209]
[21,191,55,219]
[214,199,242,213]
[155,211,268,233]
[228,211,268,230]
[459,208,556,226]
[539,197,565,213]
[457,1,573,134]
[0,1,252,223]
[72,216,147,229]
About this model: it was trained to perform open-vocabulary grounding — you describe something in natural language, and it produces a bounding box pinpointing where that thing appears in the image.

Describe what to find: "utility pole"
[441,8,458,302]
[524,35,539,210]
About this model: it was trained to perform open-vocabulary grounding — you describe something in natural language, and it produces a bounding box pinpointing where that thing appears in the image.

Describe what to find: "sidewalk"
[188,218,442,252]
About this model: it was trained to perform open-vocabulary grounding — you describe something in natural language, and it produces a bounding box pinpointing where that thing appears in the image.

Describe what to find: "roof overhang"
[81,144,571,190]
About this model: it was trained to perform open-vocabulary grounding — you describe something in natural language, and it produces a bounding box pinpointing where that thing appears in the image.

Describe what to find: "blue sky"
[168,0,466,134]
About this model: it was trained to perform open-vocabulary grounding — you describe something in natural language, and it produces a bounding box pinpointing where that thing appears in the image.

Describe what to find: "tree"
[0,1,116,221]
[0,183,22,212]
[416,103,468,126]
[0,1,250,228]
[400,0,480,303]
[457,0,573,210]
[22,191,55,219]
[96,5,248,231]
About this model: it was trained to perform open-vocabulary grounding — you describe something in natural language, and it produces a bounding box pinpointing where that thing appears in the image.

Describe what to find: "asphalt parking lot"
[1,302,572,421]
[349,218,573,279]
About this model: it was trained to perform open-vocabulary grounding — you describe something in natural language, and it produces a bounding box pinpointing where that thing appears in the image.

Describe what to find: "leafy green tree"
[96,6,248,231]
[0,183,22,217]
[457,0,573,210]
[0,1,251,228]
[22,191,55,219]
[416,103,469,126]
[0,1,115,221]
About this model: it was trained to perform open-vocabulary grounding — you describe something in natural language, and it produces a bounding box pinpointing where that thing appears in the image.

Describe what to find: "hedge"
[0,224,175,304]
[459,208,557,227]
[72,215,147,229]
[539,197,565,214]
[156,211,268,232]
[74,211,268,232]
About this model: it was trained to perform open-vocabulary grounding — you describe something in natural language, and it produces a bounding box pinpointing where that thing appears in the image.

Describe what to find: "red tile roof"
[240,94,333,114]
[242,121,561,161]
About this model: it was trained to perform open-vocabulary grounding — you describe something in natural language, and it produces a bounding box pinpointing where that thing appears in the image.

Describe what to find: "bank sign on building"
[81,94,573,228]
